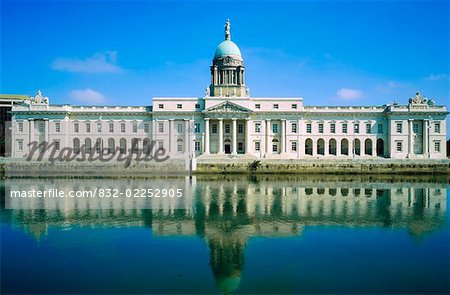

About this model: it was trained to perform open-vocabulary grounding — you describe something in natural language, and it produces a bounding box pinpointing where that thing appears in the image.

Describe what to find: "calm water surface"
[1,175,449,294]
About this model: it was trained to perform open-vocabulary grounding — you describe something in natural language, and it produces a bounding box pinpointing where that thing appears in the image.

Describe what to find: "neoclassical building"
[7,20,448,160]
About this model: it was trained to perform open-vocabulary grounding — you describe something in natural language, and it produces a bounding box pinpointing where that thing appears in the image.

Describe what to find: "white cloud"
[69,89,107,104]
[336,88,363,100]
[426,73,449,81]
[51,51,121,73]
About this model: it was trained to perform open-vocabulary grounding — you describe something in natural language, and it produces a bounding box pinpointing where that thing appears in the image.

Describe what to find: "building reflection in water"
[1,175,448,294]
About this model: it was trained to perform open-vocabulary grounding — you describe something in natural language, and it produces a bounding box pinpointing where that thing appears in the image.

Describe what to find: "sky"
[1,0,449,111]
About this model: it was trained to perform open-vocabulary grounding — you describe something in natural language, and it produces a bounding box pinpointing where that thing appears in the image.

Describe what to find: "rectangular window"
[291,123,297,133]
[238,142,243,151]
[318,123,324,134]
[18,122,23,132]
[255,104,261,109]
[54,140,60,151]
[158,122,164,133]
[195,104,200,109]
[434,141,440,152]
[74,123,79,133]
[133,123,138,133]
[86,123,90,133]
[195,123,200,133]
[238,124,243,134]
[396,141,402,152]
[158,141,164,149]
[158,104,164,109]
[54,122,60,133]
[292,104,297,109]
[177,104,182,109]
[121,123,126,133]
[177,143,183,152]
[255,123,261,133]
[396,122,402,133]
[354,123,360,134]
[225,124,230,134]
[97,123,101,133]
[17,140,23,151]
[413,123,419,133]
[273,104,279,109]
[366,123,371,134]
[177,123,183,133]
[377,124,383,134]
[306,123,312,133]
[144,123,149,133]
[330,123,336,134]
[195,141,201,151]
[255,141,260,151]
[342,123,348,134]
[291,141,297,152]
[212,124,217,134]
[38,123,44,133]
[272,123,278,133]
[109,123,114,133]
[434,123,440,133]
[272,143,278,152]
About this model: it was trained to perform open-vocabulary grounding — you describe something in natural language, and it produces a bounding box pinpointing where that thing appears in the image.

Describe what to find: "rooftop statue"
[409,91,427,105]
[225,19,231,40]
[26,90,49,105]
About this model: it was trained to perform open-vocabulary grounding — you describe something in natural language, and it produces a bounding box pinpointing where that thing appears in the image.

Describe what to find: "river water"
[1,175,449,294]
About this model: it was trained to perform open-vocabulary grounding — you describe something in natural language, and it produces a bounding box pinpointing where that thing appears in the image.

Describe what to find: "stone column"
[204,119,210,154]
[218,118,224,154]
[232,118,237,154]
[168,119,174,155]
[423,120,429,158]
[336,138,341,156]
[44,119,49,143]
[184,119,189,156]
[28,119,34,148]
[265,119,271,157]
[408,119,413,158]
[349,139,354,158]
[245,119,251,154]
[281,119,286,154]
[64,117,69,149]
[372,138,377,157]
[297,119,302,158]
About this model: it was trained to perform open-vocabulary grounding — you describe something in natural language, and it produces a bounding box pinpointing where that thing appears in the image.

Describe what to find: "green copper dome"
[214,19,242,60]
[214,40,242,60]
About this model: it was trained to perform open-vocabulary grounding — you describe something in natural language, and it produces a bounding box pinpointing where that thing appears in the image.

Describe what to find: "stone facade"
[7,21,448,160]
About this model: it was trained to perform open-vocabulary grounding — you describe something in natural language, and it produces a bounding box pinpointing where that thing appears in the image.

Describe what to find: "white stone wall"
[9,97,448,160]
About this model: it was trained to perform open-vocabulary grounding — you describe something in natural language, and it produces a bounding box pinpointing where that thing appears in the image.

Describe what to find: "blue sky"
[1,0,449,109]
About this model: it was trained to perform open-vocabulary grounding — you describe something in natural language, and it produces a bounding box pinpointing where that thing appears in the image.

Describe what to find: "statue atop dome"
[225,19,231,40]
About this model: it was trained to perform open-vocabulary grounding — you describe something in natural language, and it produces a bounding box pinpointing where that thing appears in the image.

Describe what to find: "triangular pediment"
[204,101,252,113]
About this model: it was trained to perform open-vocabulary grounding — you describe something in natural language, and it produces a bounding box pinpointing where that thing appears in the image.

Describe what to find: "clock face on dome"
[224,57,231,64]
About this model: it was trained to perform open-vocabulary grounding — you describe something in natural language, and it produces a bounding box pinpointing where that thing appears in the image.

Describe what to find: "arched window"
[354,139,361,156]
[108,138,115,154]
[305,138,313,155]
[317,139,325,155]
[341,139,349,156]
[120,138,126,154]
[376,139,384,157]
[329,139,337,156]
[95,138,103,154]
[84,138,92,154]
[73,138,80,154]
[365,139,372,155]
[131,138,139,154]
